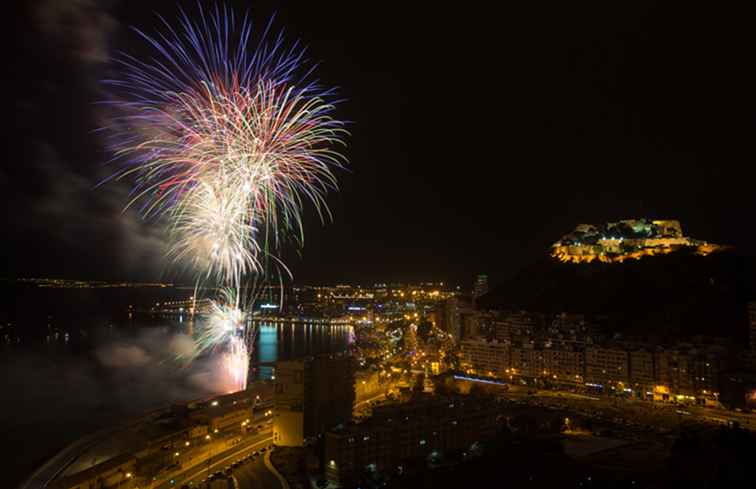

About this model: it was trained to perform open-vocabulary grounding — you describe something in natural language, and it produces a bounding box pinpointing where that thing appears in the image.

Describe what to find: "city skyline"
[6,3,756,487]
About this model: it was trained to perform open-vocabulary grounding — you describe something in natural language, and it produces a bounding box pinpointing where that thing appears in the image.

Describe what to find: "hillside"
[479,248,756,341]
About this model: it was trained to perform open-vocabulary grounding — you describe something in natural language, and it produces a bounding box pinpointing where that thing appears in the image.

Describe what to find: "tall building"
[539,347,585,385]
[273,360,306,446]
[460,311,480,340]
[460,338,509,376]
[439,298,461,342]
[585,346,630,389]
[629,349,655,398]
[494,310,538,343]
[510,346,540,378]
[473,273,489,300]
[325,395,500,486]
[273,354,356,447]
[655,349,694,397]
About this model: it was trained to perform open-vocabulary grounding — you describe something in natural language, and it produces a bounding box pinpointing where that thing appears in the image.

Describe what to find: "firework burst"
[104,4,347,391]
[104,4,348,286]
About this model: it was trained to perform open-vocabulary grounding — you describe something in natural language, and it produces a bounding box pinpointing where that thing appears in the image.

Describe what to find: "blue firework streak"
[100,3,349,390]
[101,2,348,286]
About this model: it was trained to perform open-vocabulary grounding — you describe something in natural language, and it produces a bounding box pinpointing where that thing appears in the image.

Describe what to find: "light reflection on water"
[0,317,351,488]
[251,321,353,380]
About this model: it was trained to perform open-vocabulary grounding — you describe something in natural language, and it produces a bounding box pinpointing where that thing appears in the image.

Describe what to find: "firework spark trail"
[104,4,348,288]
[198,285,259,390]
[197,287,245,352]
[104,4,347,390]
[225,336,250,392]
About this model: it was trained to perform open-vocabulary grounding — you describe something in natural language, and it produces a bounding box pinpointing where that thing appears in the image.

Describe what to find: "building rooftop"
[49,453,135,489]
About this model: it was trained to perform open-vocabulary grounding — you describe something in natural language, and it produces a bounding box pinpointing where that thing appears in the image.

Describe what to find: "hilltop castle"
[551,219,724,263]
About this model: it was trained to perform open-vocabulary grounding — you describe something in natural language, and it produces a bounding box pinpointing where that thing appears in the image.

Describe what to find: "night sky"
[7,1,756,287]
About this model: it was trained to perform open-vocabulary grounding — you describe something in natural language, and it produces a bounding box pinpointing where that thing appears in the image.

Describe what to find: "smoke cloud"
[6,0,171,281]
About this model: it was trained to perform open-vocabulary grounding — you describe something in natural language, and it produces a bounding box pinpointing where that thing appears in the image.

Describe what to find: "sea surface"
[0,285,351,488]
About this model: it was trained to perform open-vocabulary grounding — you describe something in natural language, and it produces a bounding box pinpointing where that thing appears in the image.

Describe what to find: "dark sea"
[0,285,351,488]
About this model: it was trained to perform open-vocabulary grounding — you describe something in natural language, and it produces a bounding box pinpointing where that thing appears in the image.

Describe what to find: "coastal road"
[153,431,274,489]
[504,387,756,431]
[232,453,283,489]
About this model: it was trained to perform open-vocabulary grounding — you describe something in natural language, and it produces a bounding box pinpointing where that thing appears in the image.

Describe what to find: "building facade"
[460,338,509,377]
[584,346,630,389]
[49,454,136,489]
[629,349,655,398]
[473,274,489,300]
[273,354,356,447]
[325,395,500,486]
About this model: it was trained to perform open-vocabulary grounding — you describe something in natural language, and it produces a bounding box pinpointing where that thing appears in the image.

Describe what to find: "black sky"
[7,1,756,287]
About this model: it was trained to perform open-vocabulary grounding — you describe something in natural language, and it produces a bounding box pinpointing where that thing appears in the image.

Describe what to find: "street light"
[206,435,215,486]
[117,469,132,488]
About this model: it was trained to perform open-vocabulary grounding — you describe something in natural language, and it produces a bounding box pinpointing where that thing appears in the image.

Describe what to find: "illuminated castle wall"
[551,219,724,264]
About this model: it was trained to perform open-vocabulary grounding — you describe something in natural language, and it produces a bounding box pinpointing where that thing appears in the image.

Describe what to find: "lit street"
[7,2,756,487]
[153,431,274,489]
[498,386,756,432]
[233,453,283,489]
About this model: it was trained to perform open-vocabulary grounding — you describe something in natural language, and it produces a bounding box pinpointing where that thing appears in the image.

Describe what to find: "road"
[232,453,282,489]
[502,387,756,431]
[354,391,390,409]
[152,431,275,489]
